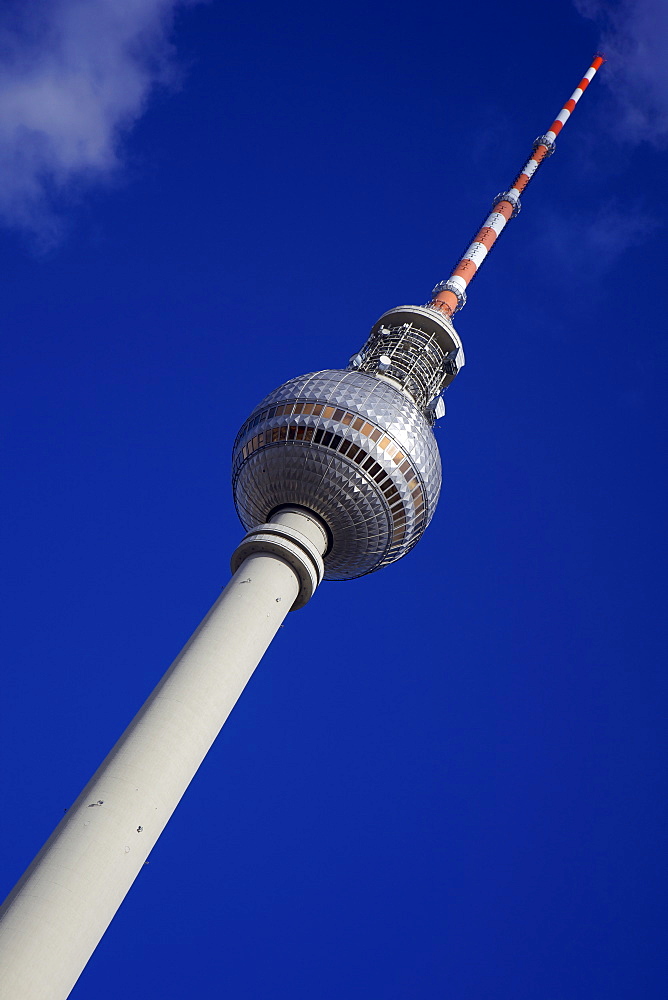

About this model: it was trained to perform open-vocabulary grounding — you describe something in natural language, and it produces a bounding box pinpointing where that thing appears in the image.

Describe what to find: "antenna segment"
[430,53,606,318]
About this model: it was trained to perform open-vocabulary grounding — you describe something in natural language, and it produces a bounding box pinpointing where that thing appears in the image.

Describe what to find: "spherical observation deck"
[231,305,464,581]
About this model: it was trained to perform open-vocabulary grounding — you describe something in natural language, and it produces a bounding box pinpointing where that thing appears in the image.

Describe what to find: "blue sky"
[1,1,666,997]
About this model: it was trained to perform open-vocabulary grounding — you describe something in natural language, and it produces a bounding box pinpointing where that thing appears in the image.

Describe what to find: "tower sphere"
[232,369,441,580]
[231,305,464,581]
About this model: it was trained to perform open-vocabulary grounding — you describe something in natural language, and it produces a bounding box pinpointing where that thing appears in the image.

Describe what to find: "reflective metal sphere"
[232,369,442,581]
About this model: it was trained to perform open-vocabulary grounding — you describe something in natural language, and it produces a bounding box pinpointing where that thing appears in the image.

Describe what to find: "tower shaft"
[0,509,327,1000]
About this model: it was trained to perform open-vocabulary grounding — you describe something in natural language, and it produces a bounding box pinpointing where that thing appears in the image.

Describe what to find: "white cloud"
[574,0,668,145]
[0,0,197,245]
[534,199,657,283]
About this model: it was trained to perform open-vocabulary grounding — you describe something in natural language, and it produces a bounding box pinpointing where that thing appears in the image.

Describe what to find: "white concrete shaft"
[0,510,326,1000]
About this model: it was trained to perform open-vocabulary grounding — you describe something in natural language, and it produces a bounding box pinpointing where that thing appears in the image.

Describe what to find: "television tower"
[0,54,604,999]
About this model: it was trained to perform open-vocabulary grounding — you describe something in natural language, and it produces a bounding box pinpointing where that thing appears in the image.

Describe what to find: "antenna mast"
[430,54,606,318]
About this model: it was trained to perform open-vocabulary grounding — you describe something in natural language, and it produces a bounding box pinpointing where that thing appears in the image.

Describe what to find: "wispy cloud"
[574,0,668,145]
[0,0,197,245]
[534,199,658,284]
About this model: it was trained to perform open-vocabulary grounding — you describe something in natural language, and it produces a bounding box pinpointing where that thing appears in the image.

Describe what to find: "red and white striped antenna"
[430,53,606,318]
